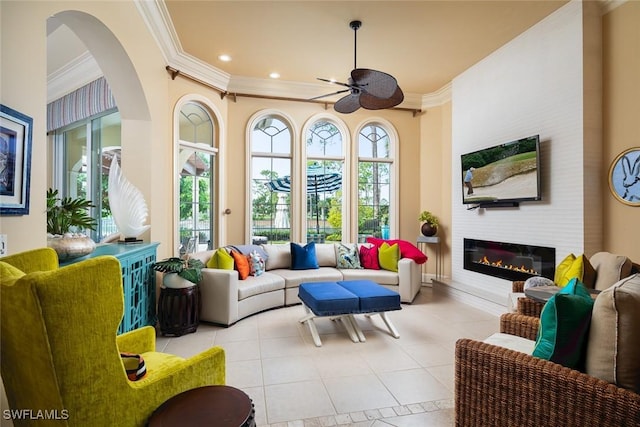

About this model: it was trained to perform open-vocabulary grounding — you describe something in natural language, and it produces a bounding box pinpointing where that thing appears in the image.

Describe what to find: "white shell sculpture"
[108,155,150,239]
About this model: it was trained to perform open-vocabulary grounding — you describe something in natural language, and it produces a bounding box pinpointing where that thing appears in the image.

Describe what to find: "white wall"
[449,0,602,304]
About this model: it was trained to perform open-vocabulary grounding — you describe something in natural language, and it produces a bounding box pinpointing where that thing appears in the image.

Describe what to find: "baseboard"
[432,279,509,317]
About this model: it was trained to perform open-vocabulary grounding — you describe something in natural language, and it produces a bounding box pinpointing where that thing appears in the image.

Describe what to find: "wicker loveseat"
[455,313,640,427]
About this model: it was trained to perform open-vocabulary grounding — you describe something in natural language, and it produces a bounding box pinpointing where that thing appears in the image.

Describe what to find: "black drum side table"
[157,285,200,336]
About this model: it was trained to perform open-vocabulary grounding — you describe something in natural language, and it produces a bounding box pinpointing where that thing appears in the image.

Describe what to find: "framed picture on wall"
[0,105,33,215]
[608,147,640,207]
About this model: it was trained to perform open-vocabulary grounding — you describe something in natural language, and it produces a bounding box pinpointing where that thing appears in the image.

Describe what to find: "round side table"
[157,285,200,336]
[147,385,256,427]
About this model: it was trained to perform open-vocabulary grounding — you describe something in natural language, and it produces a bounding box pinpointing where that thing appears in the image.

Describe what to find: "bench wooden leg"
[364,312,400,339]
[299,304,323,347]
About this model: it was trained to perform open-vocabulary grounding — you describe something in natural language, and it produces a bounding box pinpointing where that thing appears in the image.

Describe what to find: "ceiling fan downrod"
[350,20,361,70]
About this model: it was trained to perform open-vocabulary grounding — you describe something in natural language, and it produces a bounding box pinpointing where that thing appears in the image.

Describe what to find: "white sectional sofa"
[189,242,422,326]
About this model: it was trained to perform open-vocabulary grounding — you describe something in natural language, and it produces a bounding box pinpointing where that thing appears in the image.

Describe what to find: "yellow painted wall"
[602,1,640,262]
[225,96,422,245]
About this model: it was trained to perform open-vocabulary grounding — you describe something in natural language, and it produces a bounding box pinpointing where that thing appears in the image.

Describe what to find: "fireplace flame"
[476,256,538,275]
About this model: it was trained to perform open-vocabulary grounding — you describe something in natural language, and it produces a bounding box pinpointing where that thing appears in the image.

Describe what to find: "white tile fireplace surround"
[448,0,603,315]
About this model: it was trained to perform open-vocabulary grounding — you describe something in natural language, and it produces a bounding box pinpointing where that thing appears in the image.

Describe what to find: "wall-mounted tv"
[461,135,541,207]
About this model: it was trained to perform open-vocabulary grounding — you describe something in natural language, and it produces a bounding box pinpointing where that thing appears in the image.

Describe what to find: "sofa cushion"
[206,248,234,270]
[263,244,291,270]
[532,278,594,369]
[291,242,319,270]
[366,237,427,264]
[231,250,251,280]
[378,242,400,272]
[585,273,640,393]
[0,262,25,284]
[315,243,337,267]
[248,250,266,277]
[274,267,343,289]
[555,254,596,288]
[336,243,362,269]
[339,268,399,285]
[554,253,576,284]
[237,272,286,300]
[589,251,633,291]
[359,245,380,270]
[484,332,535,355]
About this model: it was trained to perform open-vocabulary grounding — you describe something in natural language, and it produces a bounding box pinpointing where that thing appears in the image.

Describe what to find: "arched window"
[305,120,345,242]
[357,122,396,241]
[250,115,292,244]
[177,102,217,255]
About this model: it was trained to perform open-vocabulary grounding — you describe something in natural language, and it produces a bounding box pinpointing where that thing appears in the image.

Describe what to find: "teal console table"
[60,242,160,334]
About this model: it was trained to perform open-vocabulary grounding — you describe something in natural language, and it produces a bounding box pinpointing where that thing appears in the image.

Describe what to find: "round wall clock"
[608,147,640,206]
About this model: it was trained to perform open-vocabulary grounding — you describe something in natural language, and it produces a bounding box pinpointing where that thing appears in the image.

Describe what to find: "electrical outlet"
[0,234,6,255]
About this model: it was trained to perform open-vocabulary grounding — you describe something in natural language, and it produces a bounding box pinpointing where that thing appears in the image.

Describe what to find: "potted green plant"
[418,210,439,237]
[153,257,205,288]
[46,188,98,260]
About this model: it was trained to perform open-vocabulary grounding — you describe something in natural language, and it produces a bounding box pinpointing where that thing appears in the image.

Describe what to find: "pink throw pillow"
[366,237,427,264]
[359,245,380,270]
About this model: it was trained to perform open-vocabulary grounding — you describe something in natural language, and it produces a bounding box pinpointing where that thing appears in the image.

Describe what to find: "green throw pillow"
[206,248,234,270]
[378,242,399,272]
[532,278,594,369]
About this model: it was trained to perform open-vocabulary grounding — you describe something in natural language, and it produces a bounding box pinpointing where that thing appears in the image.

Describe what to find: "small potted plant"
[46,188,98,260]
[418,210,439,237]
[153,257,205,289]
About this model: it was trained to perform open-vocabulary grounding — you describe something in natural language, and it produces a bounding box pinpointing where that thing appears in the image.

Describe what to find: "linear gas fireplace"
[464,238,556,282]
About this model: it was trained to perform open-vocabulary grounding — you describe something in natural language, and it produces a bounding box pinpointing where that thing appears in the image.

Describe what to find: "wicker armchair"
[455,313,640,427]
[511,280,544,317]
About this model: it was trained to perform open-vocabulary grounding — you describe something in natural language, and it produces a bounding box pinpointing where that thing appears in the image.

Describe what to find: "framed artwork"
[608,147,640,207]
[0,105,33,215]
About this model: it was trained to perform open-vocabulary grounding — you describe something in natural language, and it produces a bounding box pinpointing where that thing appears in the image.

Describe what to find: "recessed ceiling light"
[218,54,232,62]
[269,72,280,79]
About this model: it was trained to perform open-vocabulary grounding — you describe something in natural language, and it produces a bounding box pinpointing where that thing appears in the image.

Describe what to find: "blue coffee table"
[298,280,401,346]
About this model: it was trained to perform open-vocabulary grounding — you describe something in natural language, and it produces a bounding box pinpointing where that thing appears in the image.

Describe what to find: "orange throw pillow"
[231,250,250,280]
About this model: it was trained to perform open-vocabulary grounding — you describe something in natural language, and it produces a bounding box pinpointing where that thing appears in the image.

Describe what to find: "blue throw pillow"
[290,242,319,270]
[532,278,594,369]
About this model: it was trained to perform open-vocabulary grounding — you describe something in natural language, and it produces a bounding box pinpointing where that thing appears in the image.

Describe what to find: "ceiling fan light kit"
[312,20,404,114]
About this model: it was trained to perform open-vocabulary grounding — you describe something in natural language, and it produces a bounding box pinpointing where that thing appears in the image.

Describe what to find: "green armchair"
[1,248,225,426]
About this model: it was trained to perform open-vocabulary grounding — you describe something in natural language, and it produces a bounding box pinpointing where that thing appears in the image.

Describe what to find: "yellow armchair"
[1,248,225,426]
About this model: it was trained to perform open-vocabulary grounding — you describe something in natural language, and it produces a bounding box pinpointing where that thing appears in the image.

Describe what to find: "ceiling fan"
[311,20,404,114]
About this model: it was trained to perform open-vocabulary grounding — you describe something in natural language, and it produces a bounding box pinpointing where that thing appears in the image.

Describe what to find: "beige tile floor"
[156,286,501,426]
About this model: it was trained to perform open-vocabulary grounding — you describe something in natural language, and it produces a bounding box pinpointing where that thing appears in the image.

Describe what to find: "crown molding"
[48,0,450,109]
[421,83,452,109]
[47,51,102,102]
[600,0,627,14]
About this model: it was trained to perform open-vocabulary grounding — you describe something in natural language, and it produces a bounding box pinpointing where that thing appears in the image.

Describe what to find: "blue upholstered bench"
[298,280,401,347]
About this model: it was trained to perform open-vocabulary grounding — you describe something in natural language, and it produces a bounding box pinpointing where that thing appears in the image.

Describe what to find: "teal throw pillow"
[532,278,594,369]
[248,250,265,276]
[336,243,362,269]
[290,242,319,270]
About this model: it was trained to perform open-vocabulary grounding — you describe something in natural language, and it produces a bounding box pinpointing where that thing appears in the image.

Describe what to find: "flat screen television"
[461,135,541,207]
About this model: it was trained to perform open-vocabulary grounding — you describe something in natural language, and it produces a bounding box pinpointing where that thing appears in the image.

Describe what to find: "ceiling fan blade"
[359,86,404,110]
[351,68,398,99]
[309,89,351,101]
[317,77,352,88]
[334,93,362,114]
